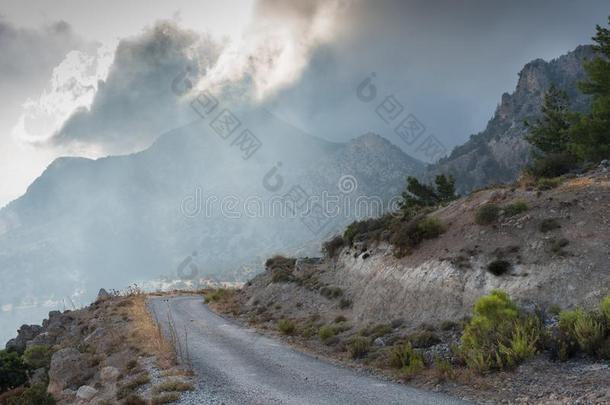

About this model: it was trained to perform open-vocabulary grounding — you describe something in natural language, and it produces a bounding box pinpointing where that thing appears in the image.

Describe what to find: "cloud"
[195,0,344,101]
[17,21,223,156]
[0,18,85,120]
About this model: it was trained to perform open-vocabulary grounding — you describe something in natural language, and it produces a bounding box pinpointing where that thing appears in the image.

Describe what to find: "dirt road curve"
[149,296,470,405]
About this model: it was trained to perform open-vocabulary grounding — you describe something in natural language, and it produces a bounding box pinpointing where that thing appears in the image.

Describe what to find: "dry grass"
[563,177,593,189]
[126,294,177,368]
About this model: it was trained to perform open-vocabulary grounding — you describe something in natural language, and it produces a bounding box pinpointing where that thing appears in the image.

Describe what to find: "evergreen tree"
[573,16,610,161]
[525,84,573,156]
[435,174,457,202]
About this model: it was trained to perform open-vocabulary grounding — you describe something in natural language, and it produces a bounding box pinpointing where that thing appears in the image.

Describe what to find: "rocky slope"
[210,164,610,404]
[1,289,194,405]
[432,45,595,194]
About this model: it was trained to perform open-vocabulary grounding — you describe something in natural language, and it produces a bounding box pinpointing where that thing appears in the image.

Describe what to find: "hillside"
[432,45,595,193]
[0,109,424,344]
[209,164,610,404]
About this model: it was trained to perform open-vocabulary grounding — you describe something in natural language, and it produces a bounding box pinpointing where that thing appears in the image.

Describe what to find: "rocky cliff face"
[432,45,595,193]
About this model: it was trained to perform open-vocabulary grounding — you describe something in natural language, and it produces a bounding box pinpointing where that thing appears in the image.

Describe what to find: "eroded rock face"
[47,348,93,396]
[431,45,595,194]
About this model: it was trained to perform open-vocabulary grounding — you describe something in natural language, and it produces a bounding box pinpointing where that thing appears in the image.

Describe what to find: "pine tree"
[435,174,457,202]
[572,16,610,162]
[525,84,573,156]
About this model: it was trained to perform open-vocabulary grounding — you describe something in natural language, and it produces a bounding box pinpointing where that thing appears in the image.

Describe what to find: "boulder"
[47,348,93,396]
[100,366,120,382]
[76,385,98,401]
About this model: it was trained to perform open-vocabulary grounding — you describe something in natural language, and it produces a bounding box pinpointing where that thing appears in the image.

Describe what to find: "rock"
[30,367,49,386]
[373,337,386,347]
[96,288,111,302]
[5,324,43,353]
[48,348,93,396]
[27,332,54,348]
[76,385,98,401]
[100,366,120,382]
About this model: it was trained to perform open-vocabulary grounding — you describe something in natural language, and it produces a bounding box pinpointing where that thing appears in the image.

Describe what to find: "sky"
[0,0,608,207]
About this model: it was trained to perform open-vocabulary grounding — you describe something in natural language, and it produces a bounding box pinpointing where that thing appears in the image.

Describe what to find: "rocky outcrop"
[47,348,94,396]
[431,45,595,194]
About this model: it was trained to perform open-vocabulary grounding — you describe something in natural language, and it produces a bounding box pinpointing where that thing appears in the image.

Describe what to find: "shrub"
[487,260,512,276]
[320,286,343,299]
[539,218,561,233]
[408,330,441,349]
[600,295,610,324]
[527,153,578,179]
[323,235,345,258]
[503,201,528,217]
[433,357,454,381]
[7,384,55,405]
[347,337,370,359]
[359,323,392,339]
[0,350,27,392]
[415,217,445,239]
[459,290,540,372]
[573,313,605,355]
[334,315,347,323]
[277,319,296,335]
[22,345,52,370]
[549,238,569,255]
[475,204,500,225]
[390,215,446,257]
[536,177,562,190]
[389,343,425,377]
[339,298,352,309]
[319,325,337,342]
[205,288,229,302]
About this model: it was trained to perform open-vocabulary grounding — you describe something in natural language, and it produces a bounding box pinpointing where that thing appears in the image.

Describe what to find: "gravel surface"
[149,296,471,405]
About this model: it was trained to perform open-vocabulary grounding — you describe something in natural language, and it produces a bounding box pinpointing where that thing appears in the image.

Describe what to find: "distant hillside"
[431,45,595,193]
[0,109,424,343]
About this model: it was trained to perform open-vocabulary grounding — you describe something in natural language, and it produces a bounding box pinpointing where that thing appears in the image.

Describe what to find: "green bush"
[390,215,446,257]
[407,330,441,348]
[0,350,27,392]
[539,218,561,233]
[527,153,578,179]
[600,296,610,323]
[573,313,605,355]
[320,286,343,299]
[23,345,52,370]
[475,204,500,225]
[347,336,370,359]
[319,325,337,342]
[7,384,55,405]
[536,177,562,190]
[266,256,296,283]
[433,356,454,381]
[277,319,296,335]
[389,343,425,377]
[487,260,512,276]
[503,201,528,217]
[205,288,230,302]
[459,290,541,372]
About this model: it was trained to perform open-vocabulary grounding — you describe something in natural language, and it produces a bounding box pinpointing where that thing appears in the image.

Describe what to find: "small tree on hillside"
[400,175,458,215]
[573,16,610,162]
[525,84,573,156]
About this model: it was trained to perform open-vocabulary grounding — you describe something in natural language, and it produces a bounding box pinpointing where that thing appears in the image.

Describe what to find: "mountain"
[0,109,424,342]
[431,45,595,193]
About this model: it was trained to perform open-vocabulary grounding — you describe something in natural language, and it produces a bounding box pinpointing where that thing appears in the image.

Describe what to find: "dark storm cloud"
[51,21,222,154]
[262,0,609,157]
[36,0,610,158]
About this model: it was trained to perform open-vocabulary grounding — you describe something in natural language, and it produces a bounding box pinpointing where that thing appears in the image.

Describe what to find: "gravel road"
[149,295,471,405]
